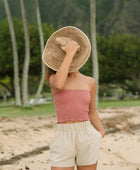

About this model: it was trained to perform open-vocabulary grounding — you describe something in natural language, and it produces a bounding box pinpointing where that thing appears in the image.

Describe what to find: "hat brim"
[42,26,91,73]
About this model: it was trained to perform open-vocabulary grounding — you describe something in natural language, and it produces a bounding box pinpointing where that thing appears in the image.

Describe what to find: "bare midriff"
[57,120,84,124]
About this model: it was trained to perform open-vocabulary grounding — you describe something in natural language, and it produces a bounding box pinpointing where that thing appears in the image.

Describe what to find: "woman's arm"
[88,78,105,138]
[49,40,80,92]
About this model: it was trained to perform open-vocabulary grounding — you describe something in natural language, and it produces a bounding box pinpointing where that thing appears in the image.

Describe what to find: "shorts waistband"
[55,120,91,131]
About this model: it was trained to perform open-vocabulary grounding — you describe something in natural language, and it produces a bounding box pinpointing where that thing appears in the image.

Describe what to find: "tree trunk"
[90,0,99,108]
[20,0,30,107]
[33,0,46,105]
[3,0,21,106]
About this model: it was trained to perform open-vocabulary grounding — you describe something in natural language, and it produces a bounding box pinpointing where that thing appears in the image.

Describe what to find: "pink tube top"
[53,89,91,123]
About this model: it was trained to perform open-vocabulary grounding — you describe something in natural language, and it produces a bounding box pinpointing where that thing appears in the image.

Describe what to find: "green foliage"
[80,55,93,77]
[97,33,140,93]
[0,18,55,94]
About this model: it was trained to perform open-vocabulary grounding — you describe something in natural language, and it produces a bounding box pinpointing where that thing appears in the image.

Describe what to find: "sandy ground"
[0,106,140,170]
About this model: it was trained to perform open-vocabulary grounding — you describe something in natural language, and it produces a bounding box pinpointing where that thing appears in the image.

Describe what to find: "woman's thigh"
[77,162,97,170]
[51,166,75,170]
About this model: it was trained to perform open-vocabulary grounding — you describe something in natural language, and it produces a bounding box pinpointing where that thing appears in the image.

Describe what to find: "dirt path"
[0,106,140,170]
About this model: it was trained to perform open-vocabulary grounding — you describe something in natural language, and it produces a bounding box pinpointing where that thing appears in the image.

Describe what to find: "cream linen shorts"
[49,120,102,167]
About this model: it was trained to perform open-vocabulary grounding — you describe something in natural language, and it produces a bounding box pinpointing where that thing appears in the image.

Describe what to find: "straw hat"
[42,26,91,73]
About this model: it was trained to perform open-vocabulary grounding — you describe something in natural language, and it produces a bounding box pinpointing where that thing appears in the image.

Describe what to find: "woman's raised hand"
[60,40,80,57]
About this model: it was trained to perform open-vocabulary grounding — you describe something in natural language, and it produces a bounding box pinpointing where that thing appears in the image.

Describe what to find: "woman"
[43,26,105,170]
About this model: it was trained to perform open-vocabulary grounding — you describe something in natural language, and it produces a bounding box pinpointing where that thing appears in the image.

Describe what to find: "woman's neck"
[68,70,79,78]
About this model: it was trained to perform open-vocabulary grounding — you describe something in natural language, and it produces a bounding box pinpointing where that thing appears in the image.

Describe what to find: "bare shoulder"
[80,73,96,91]
[86,76,96,90]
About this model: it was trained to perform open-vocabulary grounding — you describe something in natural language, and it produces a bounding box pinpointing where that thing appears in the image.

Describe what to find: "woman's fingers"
[57,38,80,58]
[56,37,67,46]
[60,45,66,51]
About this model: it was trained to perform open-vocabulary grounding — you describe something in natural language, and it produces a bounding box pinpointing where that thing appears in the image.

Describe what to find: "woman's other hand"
[99,130,105,138]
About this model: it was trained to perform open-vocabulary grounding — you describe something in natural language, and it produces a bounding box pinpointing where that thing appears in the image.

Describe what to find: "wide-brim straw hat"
[42,26,91,73]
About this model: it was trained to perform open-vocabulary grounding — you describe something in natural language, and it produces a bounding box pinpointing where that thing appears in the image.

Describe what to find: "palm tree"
[90,0,99,108]
[20,0,30,107]
[3,0,21,106]
[33,0,46,105]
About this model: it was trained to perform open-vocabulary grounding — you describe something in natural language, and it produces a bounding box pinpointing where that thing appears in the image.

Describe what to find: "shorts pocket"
[97,131,102,139]
[89,124,102,140]
[94,129,102,140]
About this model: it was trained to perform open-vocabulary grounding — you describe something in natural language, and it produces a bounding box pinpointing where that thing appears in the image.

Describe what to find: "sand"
[0,106,140,170]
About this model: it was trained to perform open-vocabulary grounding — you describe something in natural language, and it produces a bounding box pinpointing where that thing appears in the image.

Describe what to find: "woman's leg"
[51,166,75,170]
[77,162,97,170]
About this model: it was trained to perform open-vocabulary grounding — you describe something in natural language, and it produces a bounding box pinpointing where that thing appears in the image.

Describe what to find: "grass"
[0,103,55,119]
[99,99,140,108]
[0,99,139,119]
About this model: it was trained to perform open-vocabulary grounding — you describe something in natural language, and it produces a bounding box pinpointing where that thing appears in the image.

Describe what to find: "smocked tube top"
[53,89,91,123]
